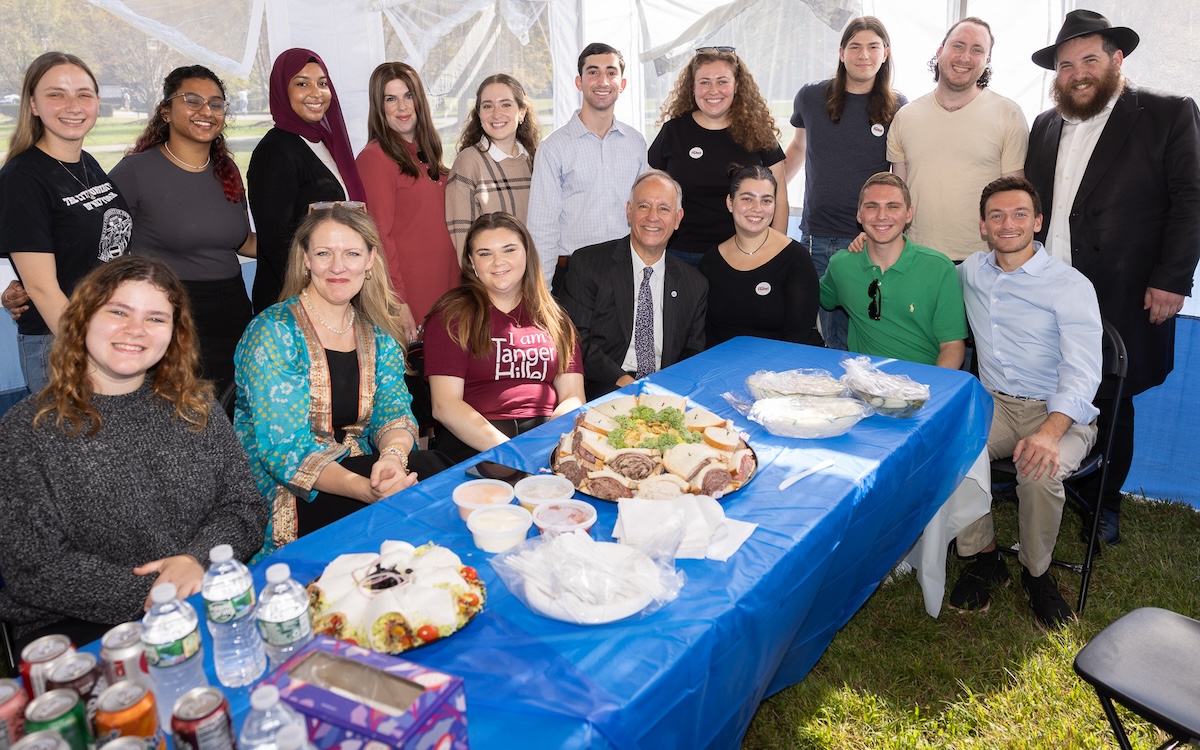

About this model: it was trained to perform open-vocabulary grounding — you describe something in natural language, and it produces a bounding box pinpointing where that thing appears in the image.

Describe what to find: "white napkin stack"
[613,496,757,561]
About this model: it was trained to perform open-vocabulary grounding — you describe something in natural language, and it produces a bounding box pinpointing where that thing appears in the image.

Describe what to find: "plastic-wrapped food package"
[744,368,846,399]
[839,356,931,418]
[746,395,874,438]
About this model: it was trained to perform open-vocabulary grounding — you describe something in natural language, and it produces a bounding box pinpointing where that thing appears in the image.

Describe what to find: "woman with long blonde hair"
[648,48,788,265]
[0,256,266,651]
[424,213,583,463]
[234,205,449,554]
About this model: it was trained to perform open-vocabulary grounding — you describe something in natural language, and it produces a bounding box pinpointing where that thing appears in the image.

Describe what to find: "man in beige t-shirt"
[887,17,1028,261]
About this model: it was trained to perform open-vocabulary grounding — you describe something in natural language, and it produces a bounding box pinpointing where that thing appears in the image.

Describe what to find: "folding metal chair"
[1074,607,1200,750]
[992,318,1127,612]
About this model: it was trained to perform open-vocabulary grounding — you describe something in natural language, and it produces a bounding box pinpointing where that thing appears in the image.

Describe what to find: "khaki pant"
[955,392,1098,577]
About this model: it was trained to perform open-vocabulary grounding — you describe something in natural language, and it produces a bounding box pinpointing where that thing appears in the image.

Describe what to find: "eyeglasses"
[867,279,882,321]
[167,93,230,113]
[696,46,736,53]
[307,200,367,214]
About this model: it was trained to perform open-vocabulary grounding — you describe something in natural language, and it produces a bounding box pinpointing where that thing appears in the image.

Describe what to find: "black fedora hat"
[1032,9,1139,70]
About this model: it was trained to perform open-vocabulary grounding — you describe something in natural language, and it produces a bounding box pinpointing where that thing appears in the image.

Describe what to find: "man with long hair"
[784,16,905,350]
[1025,10,1200,545]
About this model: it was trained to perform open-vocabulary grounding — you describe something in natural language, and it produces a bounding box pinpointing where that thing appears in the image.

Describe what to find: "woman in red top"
[424,213,584,464]
[356,62,457,342]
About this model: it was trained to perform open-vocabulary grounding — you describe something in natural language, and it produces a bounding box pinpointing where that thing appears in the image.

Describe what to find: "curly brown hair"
[455,74,540,161]
[427,213,577,375]
[34,256,213,437]
[657,49,779,152]
[128,65,245,202]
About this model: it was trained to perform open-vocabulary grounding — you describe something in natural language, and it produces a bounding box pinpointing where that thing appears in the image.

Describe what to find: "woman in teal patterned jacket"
[233,204,448,555]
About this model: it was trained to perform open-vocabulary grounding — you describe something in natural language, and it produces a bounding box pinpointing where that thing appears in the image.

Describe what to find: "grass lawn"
[743,493,1200,749]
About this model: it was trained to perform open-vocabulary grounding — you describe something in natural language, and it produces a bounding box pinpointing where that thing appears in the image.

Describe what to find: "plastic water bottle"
[140,582,208,725]
[255,563,315,672]
[239,684,306,750]
[276,724,315,750]
[201,544,266,687]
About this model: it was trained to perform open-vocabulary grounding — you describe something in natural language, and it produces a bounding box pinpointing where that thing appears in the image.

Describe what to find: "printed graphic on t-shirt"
[493,329,554,381]
[99,207,132,261]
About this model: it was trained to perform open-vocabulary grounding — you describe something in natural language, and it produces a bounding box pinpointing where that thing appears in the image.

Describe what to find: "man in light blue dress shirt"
[527,42,649,295]
[948,176,1102,629]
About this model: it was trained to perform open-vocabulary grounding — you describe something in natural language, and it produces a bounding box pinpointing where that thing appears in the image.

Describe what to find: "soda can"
[22,690,89,750]
[46,654,107,729]
[99,625,149,690]
[98,740,147,750]
[93,681,163,750]
[10,730,70,750]
[1,678,29,750]
[170,688,233,750]
[19,637,76,700]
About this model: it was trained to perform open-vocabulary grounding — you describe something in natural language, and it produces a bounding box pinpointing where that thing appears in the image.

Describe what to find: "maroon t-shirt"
[424,301,583,420]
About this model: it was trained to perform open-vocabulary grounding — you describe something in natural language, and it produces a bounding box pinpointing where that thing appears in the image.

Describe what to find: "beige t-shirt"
[887,89,1029,261]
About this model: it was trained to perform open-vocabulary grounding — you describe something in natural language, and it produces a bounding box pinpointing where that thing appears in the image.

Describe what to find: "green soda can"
[22,691,90,750]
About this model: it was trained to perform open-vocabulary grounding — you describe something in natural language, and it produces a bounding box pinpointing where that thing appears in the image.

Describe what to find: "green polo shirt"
[819,237,967,366]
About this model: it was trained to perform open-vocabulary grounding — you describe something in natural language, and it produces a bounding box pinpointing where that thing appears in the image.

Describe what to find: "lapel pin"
[671,290,678,298]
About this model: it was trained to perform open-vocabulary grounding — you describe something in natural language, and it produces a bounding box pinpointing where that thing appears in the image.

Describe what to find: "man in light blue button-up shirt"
[948,176,1101,629]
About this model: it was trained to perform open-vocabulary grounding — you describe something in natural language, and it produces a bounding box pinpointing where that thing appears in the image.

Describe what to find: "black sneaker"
[1021,567,1077,629]
[1079,507,1121,546]
[948,549,1010,612]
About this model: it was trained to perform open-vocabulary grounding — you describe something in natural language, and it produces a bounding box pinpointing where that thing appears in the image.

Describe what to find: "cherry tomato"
[460,593,480,608]
[417,625,440,642]
[460,566,478,582]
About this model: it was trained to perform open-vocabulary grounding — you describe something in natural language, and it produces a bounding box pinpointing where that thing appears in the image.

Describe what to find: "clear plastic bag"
[744,368,846,399]
[745,395,874,438]
[839,356,931,418]
[491,530,685,625]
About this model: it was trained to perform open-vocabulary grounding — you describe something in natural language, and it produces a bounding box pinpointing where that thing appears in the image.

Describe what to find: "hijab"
[267,48,366,201]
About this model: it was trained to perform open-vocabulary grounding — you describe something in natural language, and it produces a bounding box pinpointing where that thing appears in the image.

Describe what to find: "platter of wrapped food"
[745,368,845,399]
[747,395,874,439]
[306,540,485,654]
[840,355,931,418]
[549,393,757,502]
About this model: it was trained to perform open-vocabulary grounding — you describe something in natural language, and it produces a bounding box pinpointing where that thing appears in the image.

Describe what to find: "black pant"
[296,450,452,536]
[434,416,549,466]
[1076,395,1136,515]
[183,275,253,396]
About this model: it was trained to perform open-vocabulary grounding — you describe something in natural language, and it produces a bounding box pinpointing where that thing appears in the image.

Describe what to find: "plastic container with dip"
[466,505,533,552]
[452,479,516,520]
[532,499,598,536]
[514,475,576,512]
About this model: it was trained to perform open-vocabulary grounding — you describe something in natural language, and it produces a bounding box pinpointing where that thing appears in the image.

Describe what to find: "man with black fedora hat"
[1025,9,1200,545]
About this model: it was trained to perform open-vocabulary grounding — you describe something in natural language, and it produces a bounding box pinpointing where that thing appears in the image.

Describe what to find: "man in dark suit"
[560,169,707,400]
[1025,10,1200,543]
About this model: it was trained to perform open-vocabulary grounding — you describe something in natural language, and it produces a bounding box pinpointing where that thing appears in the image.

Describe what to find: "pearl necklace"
[734,232,769,256]
[302,289,355,334]
[164,142,211,171]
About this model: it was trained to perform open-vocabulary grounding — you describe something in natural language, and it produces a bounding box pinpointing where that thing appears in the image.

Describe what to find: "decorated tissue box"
[264,636,468,749]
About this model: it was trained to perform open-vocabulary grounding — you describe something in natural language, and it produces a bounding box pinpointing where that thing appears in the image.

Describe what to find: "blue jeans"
[804,234,855,351]
[18,333,52,394]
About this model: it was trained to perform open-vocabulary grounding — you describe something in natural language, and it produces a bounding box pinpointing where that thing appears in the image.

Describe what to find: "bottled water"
[140,582,209,725]
[276,724,315,750]
[201,544,266,687]
[239,684,306,750]
[255,563,314,672]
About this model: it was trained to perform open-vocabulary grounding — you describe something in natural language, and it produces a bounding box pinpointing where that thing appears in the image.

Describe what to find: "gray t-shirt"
[790,81,906,238]
[110,147,249,280]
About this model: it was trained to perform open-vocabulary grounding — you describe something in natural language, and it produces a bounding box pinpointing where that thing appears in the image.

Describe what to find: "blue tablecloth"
[97,337,990,749]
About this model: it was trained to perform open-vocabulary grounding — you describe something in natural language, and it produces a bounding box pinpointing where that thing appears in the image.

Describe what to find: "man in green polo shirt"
[819,172,966,368]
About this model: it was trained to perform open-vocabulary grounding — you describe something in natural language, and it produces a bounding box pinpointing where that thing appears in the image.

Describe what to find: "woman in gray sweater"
[0,256,267,650]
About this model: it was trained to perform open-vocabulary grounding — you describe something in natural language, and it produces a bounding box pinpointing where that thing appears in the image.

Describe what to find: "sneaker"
[948,549,1010,612]
[1021,567,1077,629]
[1079,507,1121,546]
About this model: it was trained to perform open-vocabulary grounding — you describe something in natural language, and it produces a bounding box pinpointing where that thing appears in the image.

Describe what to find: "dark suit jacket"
[1026,86,1200,395]
[560,236,707,399]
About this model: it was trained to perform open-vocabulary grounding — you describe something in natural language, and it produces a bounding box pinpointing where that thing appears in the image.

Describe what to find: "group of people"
[0,7,1197,645]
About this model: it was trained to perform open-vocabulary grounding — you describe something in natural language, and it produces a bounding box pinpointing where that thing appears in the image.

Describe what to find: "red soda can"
[18,636,76,700]
[9,731,70,750]
[22,690,89,750]
[99,624,150,689]
[46,653,107,730]
[94,681,164,750]
[0,678,29,750]
[170,688,234,750]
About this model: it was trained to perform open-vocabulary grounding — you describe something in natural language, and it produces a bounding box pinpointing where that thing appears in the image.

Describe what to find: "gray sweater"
[0,384,267,639]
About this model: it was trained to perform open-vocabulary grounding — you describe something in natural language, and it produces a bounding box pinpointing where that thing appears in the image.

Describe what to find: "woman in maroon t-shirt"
[424,213,584,464]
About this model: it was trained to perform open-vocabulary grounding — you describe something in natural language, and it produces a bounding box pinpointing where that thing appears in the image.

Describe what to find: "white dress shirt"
[621,249,666,374]
[1045,93,1119,264]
